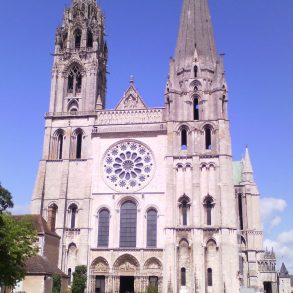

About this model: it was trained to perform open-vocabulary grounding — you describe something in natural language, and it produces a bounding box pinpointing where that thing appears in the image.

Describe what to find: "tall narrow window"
[205,127,212,150]
[120,201,137,248]
[181,268,186,286]
[222,95,226,117]
[181,129,187,150]
[98,209,110,247]
[87,30,93,48]
[76,133,82,159]
[179,196,190,226]
[57,134,64,160]
[68,66,82,96]
[194,65,198,78]
[194,98,199,120]
[204,196,214,226]
[74,29,82,49]
[68,268,72,284]
[69,204,78,229]
[48,204,58,232]
[207,268,213,286]
[147,209,157,247]
[238,193,244,230]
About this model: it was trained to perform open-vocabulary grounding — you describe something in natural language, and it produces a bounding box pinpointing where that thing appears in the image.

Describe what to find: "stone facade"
[31,0,282,292]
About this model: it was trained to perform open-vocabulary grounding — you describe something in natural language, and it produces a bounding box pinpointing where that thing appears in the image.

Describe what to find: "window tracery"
[103,140,155,192]
[67,65,82,96]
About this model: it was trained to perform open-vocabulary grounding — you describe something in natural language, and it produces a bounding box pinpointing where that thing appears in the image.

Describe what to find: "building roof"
[280,262,289,277]
[13,214,59,238]
[25,255,67,277]
[175,0,217,71]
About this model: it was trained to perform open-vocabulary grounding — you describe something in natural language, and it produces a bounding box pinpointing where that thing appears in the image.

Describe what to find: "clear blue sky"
[0,0,292,269]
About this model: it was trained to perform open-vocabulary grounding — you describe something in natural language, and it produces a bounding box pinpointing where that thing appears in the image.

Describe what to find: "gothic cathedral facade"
[31,0,278,292]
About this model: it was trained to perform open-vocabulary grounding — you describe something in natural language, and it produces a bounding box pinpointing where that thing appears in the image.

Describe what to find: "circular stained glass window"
[103,140,155,191]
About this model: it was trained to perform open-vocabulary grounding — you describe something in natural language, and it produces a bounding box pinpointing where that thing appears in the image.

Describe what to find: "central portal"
[120,276,134,293]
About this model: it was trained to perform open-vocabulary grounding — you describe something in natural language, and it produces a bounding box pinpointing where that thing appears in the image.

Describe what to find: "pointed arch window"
[74,29,82,49]
[87,30,93,48]
[204,196,215,226]
[147,209,157,248]
[57,133,64,160]
[179,195,190,226]
[207,268,213,286]
[76,132,82,159]
[181,128,188,150]
[68,66,82,96]
[238,193,244,230]
[181,268,186,286]
[120,201,137,248]
[48,204,58,232]
[204,127,212,150]
[194,65,198,78]
[193,97,199,120]
[98,209,110,247]
[68,204,78,229]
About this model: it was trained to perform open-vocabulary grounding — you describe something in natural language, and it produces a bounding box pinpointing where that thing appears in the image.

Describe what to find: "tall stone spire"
[242,147,255,183]
[175,0,217,71]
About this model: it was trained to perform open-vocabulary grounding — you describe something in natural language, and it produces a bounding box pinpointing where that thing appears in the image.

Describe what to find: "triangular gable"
[115,81,148,110]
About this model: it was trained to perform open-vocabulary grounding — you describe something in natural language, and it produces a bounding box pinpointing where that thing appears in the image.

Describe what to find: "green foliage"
[0,183,13,213]
[0,213,38,287]
[146,285,158,293]
[71,265,87,293]
[52,273,62,293]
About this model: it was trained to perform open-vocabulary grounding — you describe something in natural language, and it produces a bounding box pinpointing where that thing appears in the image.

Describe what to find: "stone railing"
[96,108,164,125]
[45,111,96,118]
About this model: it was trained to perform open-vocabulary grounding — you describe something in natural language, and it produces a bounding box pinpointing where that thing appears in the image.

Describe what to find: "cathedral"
[30,0,280,292]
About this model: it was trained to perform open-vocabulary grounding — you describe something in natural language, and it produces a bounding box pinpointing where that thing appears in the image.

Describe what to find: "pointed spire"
[175,0,217,71]
[243,146,254,174]
[280,263,289,276]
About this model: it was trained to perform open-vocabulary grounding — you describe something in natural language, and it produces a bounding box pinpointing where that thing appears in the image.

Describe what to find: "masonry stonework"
[31,0,280,292]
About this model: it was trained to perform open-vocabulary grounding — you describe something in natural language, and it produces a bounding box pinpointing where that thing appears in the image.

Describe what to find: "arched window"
[68,65,82,96]
[68,204,78,229]
[87,30,93,48]
[68,268,72,284]
[204,196,214,226]
[98,209,110,247]
[74,29,82,49]
[238,193,244,230]
[181,128,187,150]
[48,204,58,232]
[120,201,137,248]
[147,209,157,248]
[194,98,199,120]
[204,127,212,150]
[194,65,198,78]
[68,100,78,114]
[76,132,82,159]
[207,268,213,286]
[179,196,190,226]
[57,133,64,160]
[181,268,186,286]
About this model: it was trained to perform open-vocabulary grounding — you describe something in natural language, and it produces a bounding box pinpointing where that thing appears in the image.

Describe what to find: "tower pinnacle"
[175,0,217,71]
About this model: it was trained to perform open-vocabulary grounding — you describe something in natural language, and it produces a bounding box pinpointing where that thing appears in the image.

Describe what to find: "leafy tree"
[52,273,62,293]
[0,183,13,213]
[0,213,38,287]
[71,265,87,293]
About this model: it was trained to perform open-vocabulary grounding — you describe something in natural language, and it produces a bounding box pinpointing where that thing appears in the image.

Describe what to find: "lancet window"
[74,29,82,49]
[194,97,199,120]
[181,268,186,286]
[181,128,188,150]
[204,195,215,226]
[48,204,58,232]
[207,268,213,286]
[204,127,212,150]
[120,201,137,248]
[179,195,190,226]
[67,66,82,96]
[87,30,93,48]
[98,209,110,247]
[68,204,78,229]
[147,209,157,248]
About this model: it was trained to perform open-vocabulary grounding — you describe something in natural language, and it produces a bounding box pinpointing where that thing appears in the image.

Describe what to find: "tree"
[71,265,87,293]
[0,213,38,287]
[52,273,62,293]
[0,183,13,213]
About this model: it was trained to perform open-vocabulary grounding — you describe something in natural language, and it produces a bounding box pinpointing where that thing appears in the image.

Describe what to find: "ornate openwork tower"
[31,0,278,292]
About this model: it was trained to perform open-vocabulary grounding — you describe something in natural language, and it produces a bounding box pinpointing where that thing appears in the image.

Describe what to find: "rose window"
[103,140,155,191]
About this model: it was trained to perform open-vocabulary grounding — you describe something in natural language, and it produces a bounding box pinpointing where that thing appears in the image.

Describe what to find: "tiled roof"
[13,214,59,238]
[25,255,67,277]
